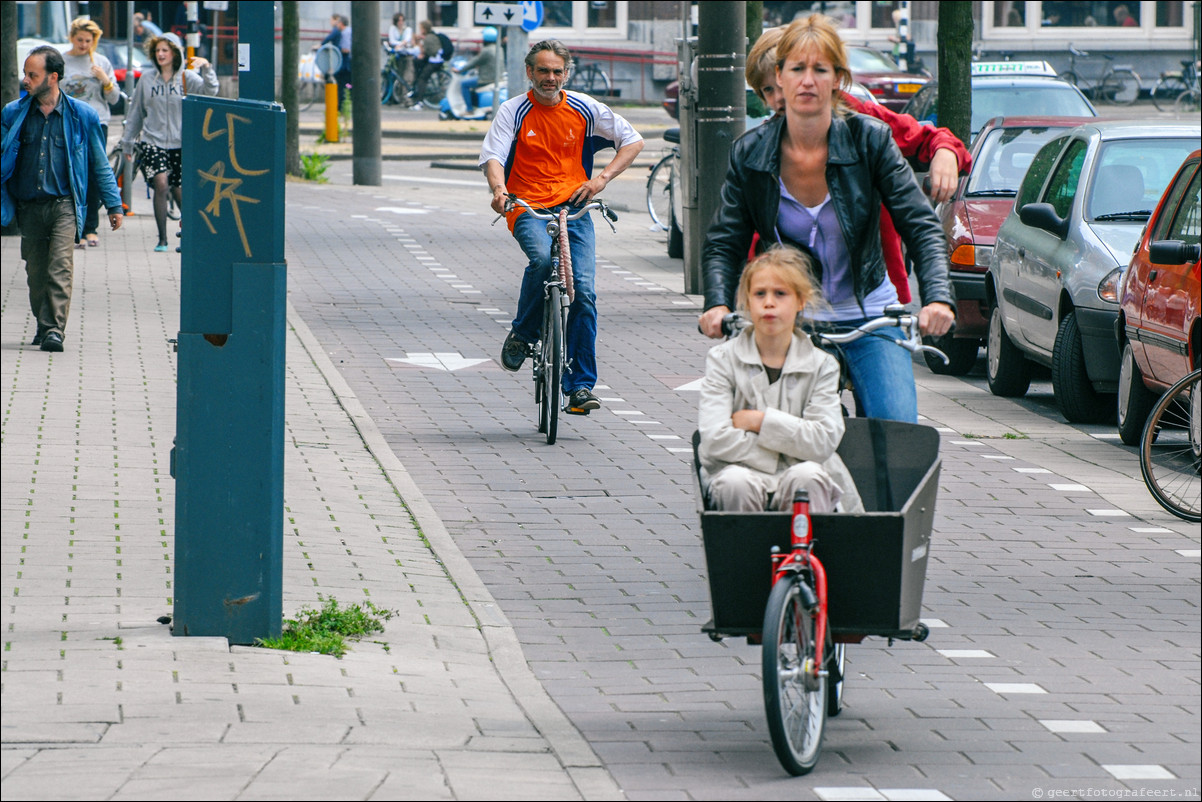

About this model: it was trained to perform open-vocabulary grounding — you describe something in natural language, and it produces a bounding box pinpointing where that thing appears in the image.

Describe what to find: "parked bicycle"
[695,307,946,775]
[380,44,417,106]
[567,62,612,97]
[1140,368,1200,523]
[497,196,618,445]
[645,128,683,258]
[1057,45,1141,105]
[1151,59,1199,112]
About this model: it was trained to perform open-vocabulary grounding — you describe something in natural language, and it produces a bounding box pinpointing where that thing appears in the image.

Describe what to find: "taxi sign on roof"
[972,61,1057,77]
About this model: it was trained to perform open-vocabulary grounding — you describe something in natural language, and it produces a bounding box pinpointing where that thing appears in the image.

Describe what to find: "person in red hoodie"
[742,26,970,303]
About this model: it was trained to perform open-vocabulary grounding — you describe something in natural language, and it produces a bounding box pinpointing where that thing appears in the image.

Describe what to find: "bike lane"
[283,169,1200,800]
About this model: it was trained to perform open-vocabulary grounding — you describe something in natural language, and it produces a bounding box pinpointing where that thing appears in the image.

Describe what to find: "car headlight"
[1097,267,1123,303]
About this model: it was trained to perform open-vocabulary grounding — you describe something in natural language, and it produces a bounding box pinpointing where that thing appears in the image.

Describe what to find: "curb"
[286,301,625,801]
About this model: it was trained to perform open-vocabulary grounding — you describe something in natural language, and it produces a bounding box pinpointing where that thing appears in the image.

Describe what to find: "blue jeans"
[832,319,918,423]
[511,207,597,393]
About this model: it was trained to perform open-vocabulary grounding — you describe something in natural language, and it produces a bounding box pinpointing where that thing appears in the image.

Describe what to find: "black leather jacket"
[701,113,953,314]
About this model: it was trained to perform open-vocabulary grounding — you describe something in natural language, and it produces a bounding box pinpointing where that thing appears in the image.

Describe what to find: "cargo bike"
[693,309,945,775]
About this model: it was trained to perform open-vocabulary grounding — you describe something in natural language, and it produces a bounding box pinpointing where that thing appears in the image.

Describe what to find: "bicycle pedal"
[564,405,592,416]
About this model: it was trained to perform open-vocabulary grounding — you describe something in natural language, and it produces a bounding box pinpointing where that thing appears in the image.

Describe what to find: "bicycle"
[1057,45,1142,106]
[1150,59,1199,111]
[696,308,946,775]
[1139,369,1200,523]
[645,128,683,257]
[567,62,612,97]
[380,45,418,106]
[498,196,618,445]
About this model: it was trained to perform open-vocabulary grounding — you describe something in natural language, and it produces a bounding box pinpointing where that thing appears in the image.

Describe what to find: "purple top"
[777,179,897,321]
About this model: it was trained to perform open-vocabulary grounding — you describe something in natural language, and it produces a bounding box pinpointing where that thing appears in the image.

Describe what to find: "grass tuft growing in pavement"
[257,598,396,658]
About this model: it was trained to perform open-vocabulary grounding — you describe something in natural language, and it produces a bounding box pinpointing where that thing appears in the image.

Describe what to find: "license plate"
[896,83,922,94]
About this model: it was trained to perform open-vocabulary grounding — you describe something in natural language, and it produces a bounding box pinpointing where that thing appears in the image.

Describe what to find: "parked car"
[986,120,1201,423]
[1115,149,1201,444]
[902,61,1096,143]
[929,116,1096,375]
[94,40,150,86]
[846,45,928,112]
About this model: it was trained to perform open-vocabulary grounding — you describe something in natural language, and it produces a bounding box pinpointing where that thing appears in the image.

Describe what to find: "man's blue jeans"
[833,320,918,423]
[510,208,597,393]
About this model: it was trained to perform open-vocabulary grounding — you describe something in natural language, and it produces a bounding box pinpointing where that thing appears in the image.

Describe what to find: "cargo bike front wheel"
[762,575,827,776]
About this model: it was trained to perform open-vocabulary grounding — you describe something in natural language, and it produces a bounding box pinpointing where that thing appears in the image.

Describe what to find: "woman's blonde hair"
[775,15,851,111]
[69,17,103,51]
[736,246,823,326]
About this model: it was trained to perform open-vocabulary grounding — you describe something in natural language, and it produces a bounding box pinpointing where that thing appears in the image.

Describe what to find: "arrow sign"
[475,2,523,26]
[386,353,494,372]
[520,0,544,32]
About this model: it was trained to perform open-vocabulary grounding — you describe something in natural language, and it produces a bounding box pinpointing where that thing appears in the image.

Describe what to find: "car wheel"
[986,305,1031,397]
[1051,310,1115,424]
[667,205,683,259]
[1117,341,1157,445]
[923,333,980,376]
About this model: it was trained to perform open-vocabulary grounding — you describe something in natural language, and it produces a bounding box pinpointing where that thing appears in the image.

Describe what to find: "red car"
[846,46,927,112]
[931,116,1096,374]
[1116,149,1201,444]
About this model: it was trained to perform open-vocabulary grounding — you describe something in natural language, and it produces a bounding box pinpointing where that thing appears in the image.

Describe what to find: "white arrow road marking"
[386,352,494,371]
[674,378,704,392]
[375,206,431,215]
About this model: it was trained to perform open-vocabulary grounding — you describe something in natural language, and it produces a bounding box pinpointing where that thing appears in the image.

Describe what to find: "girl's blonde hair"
[69,17,103,52]
[736,246,823,328]
[775,15,851,113]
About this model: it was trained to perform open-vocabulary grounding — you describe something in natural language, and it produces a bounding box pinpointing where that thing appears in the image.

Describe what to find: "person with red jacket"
[742,26,970,303]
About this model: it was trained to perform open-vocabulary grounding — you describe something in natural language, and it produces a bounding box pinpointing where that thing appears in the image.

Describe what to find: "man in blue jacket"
[2,46,123,352]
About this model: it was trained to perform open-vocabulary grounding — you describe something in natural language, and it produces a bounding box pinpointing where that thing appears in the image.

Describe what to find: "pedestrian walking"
[61,16,121,248]
[119,33,218,252]
[1,46,123,353]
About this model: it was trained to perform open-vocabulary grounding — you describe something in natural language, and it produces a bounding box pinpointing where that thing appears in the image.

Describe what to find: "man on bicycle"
[479,40,643,414]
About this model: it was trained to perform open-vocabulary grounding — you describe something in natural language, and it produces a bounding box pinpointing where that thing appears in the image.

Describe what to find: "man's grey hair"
[525,39,573,76]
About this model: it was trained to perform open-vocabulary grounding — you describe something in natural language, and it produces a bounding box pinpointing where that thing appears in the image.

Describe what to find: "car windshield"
[970,85,1095,134]
[966,126,1073,196]
[848,48,899,73]
[1088,138,1202,221]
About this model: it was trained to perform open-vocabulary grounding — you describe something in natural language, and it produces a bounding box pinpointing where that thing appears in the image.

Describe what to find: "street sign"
[520,0,544,32]
[475,2,522,26]
[202,1,229,10]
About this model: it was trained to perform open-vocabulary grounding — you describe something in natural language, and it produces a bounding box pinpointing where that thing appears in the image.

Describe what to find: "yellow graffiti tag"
[201,108,268,176]
[198,159,260,258]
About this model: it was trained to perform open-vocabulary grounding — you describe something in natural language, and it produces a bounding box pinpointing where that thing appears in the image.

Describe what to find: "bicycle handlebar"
[499,195,619,228]
[719,304,950,365]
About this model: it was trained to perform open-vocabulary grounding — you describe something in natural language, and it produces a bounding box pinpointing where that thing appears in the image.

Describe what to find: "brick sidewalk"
[0,208,620,799]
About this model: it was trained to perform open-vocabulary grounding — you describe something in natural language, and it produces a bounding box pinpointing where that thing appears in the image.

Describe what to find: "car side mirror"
[1149,239,1201,265]
[1019,202,1070,239]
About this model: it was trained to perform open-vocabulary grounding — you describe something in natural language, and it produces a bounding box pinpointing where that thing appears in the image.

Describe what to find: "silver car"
[986,120,1202,423]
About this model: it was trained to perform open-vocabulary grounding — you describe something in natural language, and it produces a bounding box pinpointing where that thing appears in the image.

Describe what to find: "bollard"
[173,94,286,644]
[325,79,339,142]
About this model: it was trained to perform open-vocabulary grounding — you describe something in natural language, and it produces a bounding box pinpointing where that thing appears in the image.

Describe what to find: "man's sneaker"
[566,388,601,415]
[40,332,63,352]
[500,331,532,372]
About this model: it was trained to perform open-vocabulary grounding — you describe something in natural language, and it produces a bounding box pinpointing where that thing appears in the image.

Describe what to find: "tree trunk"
[937,1,974,148]
[282,1,301,176]
[1,1,18,109]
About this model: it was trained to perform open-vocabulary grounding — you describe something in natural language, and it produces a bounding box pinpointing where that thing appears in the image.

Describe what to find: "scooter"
[438,55,507,120]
